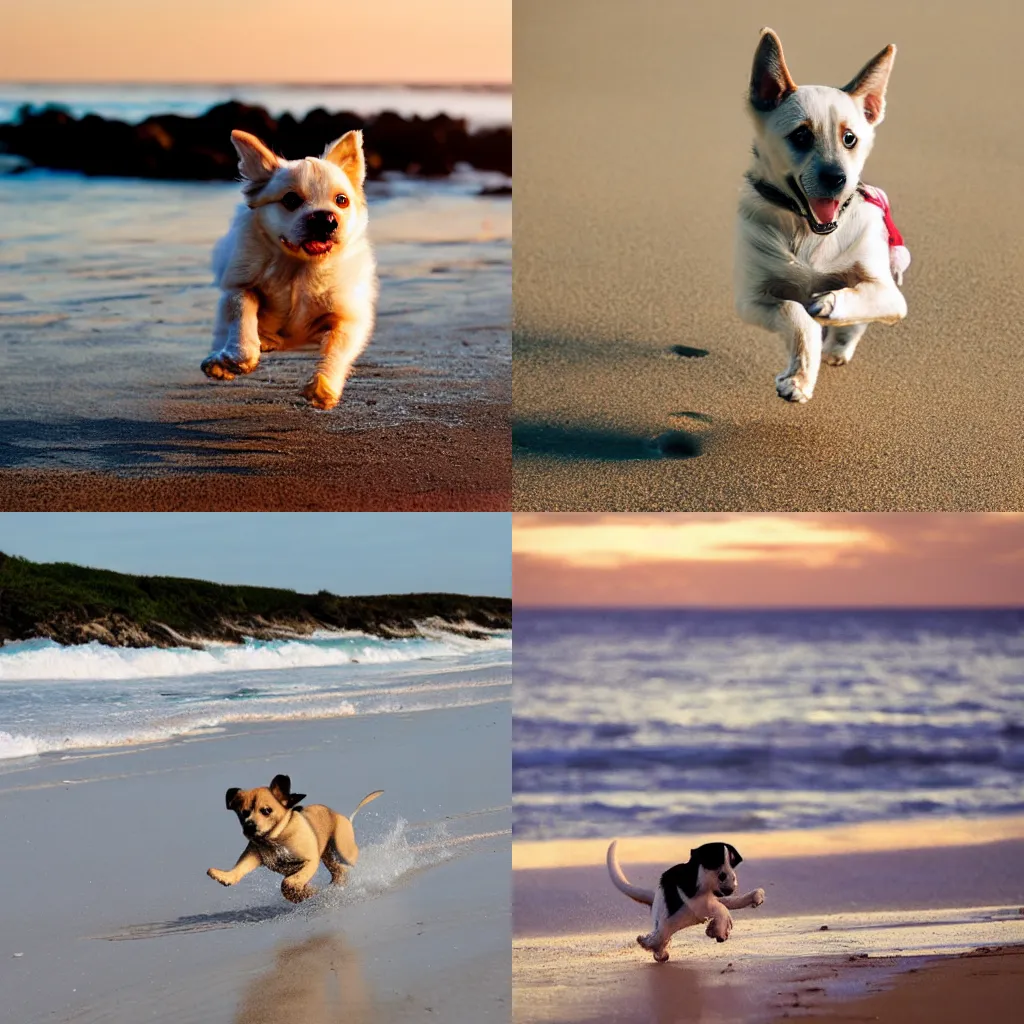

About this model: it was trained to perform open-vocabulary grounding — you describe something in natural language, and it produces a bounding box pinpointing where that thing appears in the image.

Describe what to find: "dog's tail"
[351,790,384,819]
[607,840,655,905]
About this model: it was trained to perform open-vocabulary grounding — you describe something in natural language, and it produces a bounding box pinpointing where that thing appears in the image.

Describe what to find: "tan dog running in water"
[207,774,383,903]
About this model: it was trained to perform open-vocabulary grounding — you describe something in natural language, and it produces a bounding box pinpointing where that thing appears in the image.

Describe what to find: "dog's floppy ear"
[269,774,292,804]
[750,28,797,112]
[230,130,281,184]
[285,792,306,809]
[726,844,743,868]
[225,787,242,811]
[842,44,896,125]
[322,130,366,188]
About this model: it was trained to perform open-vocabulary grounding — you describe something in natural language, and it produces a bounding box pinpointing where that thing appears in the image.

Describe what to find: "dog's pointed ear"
[230,130,281,184]
[269,774,291,804]
[225,787,242,811]
[322,130,366,187]
[750,28,797,112]
[843,44,896,125]
[285,792,307,809]
[727,844,743,868]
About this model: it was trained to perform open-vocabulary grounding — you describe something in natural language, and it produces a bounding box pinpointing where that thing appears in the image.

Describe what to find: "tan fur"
[201,131,378,409]
[207,774,383,903]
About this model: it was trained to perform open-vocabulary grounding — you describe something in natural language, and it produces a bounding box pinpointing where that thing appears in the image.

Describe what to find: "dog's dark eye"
[280,192,303,211]
[260,807,272,816]
[842,130,858,149]
[787,126,814,152]
[335,194,349,208]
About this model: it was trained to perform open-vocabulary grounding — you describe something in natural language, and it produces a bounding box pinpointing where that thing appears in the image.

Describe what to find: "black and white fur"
[607,840,765,962]
[735,28,908,404]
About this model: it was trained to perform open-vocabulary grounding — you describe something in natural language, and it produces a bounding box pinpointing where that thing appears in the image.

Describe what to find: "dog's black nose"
[306,210,338,240]
[818,166,846,193]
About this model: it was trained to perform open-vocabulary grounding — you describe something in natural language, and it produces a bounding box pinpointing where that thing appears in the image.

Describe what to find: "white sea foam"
[0,632,511,682]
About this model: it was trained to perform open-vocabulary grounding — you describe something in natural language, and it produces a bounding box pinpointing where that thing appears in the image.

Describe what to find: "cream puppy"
[202,130,378,409]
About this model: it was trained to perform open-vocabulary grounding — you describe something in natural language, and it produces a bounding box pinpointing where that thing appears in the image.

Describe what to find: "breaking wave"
[0,631,511,682]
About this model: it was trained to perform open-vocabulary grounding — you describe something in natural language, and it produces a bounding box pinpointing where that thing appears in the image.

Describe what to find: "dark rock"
[0,102,512,181]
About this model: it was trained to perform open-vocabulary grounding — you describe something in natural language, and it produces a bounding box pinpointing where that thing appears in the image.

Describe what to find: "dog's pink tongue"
[809,198,840,225]
[303,241,332,255]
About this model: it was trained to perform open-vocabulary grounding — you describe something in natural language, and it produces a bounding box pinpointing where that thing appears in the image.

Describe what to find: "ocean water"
[0,83,511,129]
[513,609,1024,840]
[0,630,510,760]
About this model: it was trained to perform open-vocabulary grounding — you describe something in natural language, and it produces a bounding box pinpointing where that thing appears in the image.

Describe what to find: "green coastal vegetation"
[0,552,511,648]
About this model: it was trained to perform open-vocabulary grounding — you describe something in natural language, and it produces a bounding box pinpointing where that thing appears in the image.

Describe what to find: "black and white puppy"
[607,840,765,962]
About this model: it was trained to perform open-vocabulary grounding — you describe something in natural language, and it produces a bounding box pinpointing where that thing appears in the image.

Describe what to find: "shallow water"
[0,169,510,468]
[514,609,1024,839]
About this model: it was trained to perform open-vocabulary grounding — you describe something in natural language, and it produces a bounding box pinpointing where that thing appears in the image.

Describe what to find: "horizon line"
[0,80,512,90]
[512,604,1024,612]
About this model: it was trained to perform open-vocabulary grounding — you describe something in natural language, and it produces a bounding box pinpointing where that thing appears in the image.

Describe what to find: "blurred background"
[513,513,1024,840]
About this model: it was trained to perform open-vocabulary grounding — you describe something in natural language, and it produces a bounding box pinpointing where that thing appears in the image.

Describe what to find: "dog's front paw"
[653,949,670,963]
[806,291,836,320]
[281,879,317,903]
[775,372,814,404]
[202,352,259,379]
[302,372,340,410]
[752,888,766,907]
[207,868,233,886]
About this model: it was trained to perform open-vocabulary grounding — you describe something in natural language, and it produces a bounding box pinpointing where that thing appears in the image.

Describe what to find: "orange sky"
[513,514,1024,607]
[0,1,510,83]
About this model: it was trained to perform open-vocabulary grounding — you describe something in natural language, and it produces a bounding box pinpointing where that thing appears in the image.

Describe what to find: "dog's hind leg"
[202,289,262,379]
[325,816,359,883]
[823,324,867,366]
[637,892,673,962]
[738,295,822,403]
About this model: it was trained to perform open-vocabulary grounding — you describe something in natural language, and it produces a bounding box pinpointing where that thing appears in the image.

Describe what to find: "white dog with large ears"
[735,28,909,404]
[202,130,378,410]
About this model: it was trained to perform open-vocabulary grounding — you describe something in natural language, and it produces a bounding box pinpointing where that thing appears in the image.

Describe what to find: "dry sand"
[0,176,510,511]
[513,823,1024,1022]
[513,0,1024,510]
[0,705,510,1024]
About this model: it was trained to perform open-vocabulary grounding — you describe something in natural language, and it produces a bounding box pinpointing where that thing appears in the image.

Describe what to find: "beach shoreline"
[0,702,511,1024]
[513,822,1024,1022]
[0,171,510,511]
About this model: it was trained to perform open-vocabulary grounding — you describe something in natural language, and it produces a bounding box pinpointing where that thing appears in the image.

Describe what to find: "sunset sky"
[513,514,1024,607]
[0,1,510,83]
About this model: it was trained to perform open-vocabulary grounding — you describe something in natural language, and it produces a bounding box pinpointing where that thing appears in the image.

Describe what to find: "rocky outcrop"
[0,552,511,650]
[0,101,512,180]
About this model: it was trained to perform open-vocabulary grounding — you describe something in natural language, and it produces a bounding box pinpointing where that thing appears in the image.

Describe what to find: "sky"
[513,513,1024,607]
[0,1,510,84]
[0,513,511,596]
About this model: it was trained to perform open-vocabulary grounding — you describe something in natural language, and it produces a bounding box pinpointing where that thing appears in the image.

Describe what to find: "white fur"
[607,840,765,963]
[735,30,907,404]
[202,131,378,410]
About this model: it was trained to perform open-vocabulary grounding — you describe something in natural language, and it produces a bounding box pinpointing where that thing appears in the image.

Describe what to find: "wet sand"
[513,0,1024,510]
[513,821,1024,1022]
[0,174,510,511]
[0,704,510,1023]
